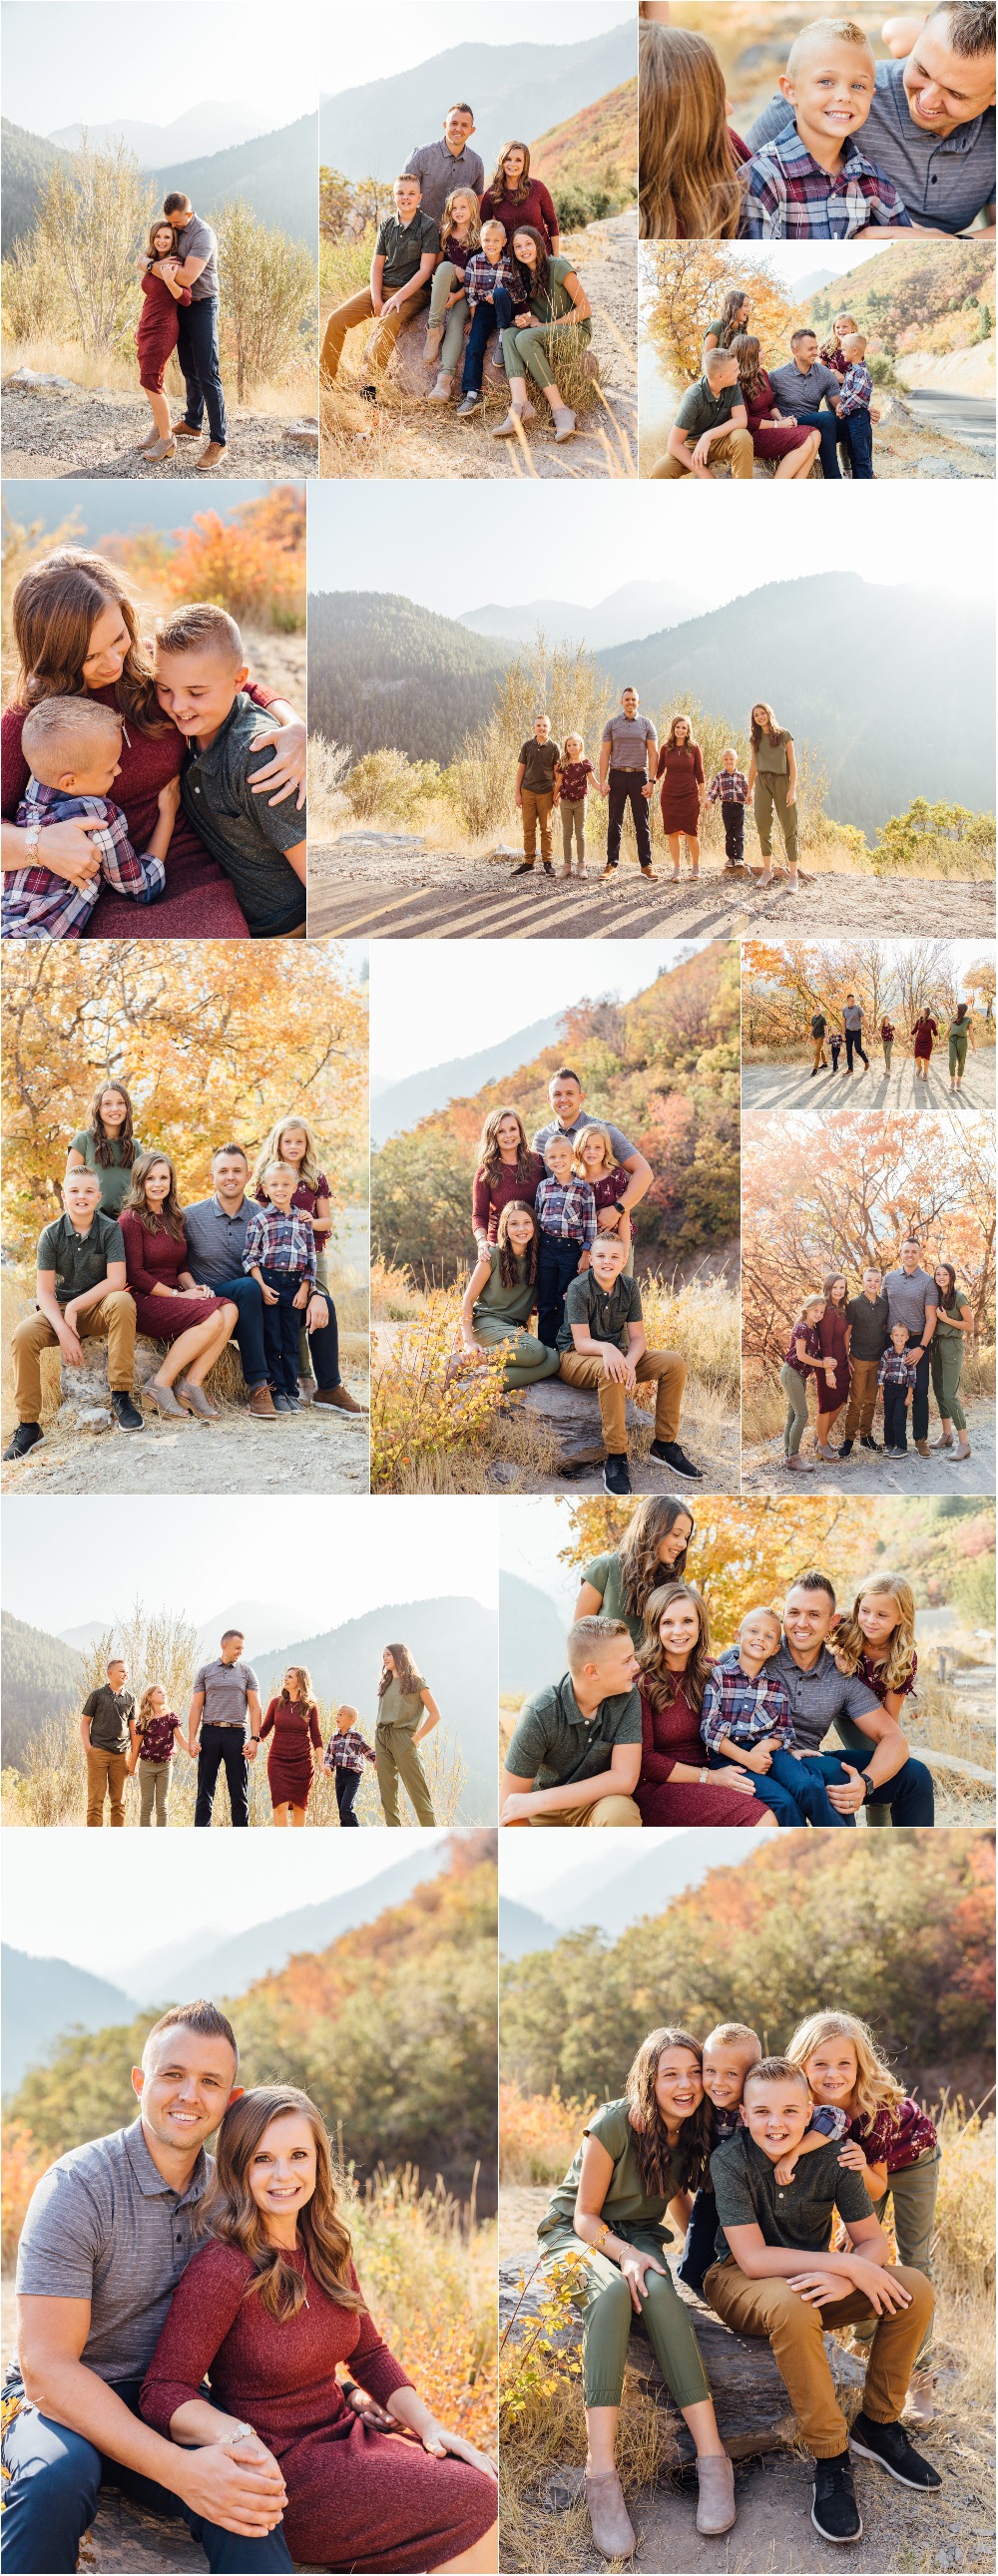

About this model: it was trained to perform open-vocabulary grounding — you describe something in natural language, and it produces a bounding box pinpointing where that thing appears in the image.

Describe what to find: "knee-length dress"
[141,2240,496,2574]
[656,741,705,836]
[636,1683,768,1826]
[912,1017,939,1062]
[120,1211,226,1340]
[817,1303,850,1409]
[260,1695,322,1809]
[137,269,192,392]
[743,370,815,460]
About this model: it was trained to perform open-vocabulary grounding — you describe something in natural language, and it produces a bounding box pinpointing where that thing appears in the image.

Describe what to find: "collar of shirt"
[124,2118,209,2206]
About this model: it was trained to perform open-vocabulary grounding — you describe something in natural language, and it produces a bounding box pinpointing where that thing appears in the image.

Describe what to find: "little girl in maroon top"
[127,1681,186,1827]
[554,730,600,877]
[136,220,192,461]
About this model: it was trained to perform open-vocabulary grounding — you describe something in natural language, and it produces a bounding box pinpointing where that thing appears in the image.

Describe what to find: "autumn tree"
[215,200,316,401]
[642,240,794,386]
[29,138,156,353]
[740,938,984,1062]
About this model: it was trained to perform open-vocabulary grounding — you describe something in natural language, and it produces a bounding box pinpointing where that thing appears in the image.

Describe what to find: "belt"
[203,1721,248,1732]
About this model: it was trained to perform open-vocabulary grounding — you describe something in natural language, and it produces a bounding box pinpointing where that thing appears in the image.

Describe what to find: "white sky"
[499,1827,693,1905]
[499,1496,580,1618]
[641,241,891,298]
[3,1497,497,1631]
[2,2,317,134]
[3,1832,446,1977]
[322,2,633,94]
[370,941,703,1087]
[307,479,996,617]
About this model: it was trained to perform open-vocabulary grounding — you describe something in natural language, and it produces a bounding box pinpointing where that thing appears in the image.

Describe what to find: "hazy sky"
[323,2,633,94]
[3,1832,445,1976]
[499,1496,579,1618]
[641,241,890,298]
[371,941,703,1087]
[4,1497,497,1631]
[499,1828,693,1906]
[3,2,317,135]
[307,480,996,619]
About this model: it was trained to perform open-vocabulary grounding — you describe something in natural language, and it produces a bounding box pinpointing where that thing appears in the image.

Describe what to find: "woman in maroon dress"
[120,1150,238,1422]
[656,714,706,882]
[815,1271,851,1461]
[2,549,305,936]
[635,1582,769,1828]
[141,2086,498,2574]
[729,335,821,480]
[479,142,560,251]
[136,220,192,460]
[911,1012,940,1080]
[472,1105,545,1252]
[260,1665,323,1826]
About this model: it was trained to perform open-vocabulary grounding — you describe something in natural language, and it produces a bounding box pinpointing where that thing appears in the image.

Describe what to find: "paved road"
[903,386,995,457]
[743,1054,994,1120]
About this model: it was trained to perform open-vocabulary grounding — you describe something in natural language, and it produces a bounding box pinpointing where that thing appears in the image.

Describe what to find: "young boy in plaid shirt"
[534,1130,597,1349]
[706,748,749,867]
[702,1606,857,1828]
[678,2020,849,2297]
[243,1158,316,1409]
[323,1702,376,1826]
[837,329,876,477]
[878,1324,919,1453]
[456,217,515,417]
[742,18,912,239]
[4,698,171,940]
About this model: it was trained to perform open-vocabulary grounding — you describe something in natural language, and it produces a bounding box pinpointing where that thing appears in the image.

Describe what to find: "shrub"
[26,140,156,353]
[868,352,899,388]
[343,747,442,824]
[215,199,316,401]
[371,1296,512,1493]
[499,2083,596,2185]
[870,799,996,881]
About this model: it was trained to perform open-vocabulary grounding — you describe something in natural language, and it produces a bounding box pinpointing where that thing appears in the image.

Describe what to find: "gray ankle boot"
[696,2453,737,2535]
[586,2468,636,2558]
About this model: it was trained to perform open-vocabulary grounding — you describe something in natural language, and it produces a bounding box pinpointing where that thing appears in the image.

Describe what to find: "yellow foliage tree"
[642,240,794,386]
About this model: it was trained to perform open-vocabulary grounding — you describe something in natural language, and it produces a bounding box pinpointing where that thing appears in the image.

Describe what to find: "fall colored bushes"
[110,485,306,632]
[742,939,996,1063]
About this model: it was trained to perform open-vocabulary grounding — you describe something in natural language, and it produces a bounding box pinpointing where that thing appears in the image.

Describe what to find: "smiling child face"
[743,2073,811,2159]
[702,2041,759,2111]
[155,643,249,742]
[739,1608,781,1665]
[654,2046,704,2125]
[801,2035,858,2105]
[780,36,876,146]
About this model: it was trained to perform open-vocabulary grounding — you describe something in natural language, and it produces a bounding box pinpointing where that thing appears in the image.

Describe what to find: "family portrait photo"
[0,938,368,1495]
[1,1827,498,2572]
[639,237,996,481]
[3,480,308,940]
[498,1489,997,1830]
[498,1823,994,2569]
[369,939,740,1500]
[742,934,995,1118]
[318,1,637,482]
[1,1492,499,1830]
[638,2,997,243]
[741,1105,996,1494]
[305,477,996,944]
[1,0,319,481]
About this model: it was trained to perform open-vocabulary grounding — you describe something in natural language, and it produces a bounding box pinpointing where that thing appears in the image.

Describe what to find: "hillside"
[1,118,77,255]
[457,578,702,648]
[308,591,509,764]
[528,75,637,220]
[318,23,637,175]
[145,113,319,247]
[2,1947,133,2095]
[126,1844,451,2005]
[1,1611,84,1771]
[499,1899,559,1959]
[499,1572,566,1694]
[9,1838,499,2199]
[602,575,996,839]
[373,1013,564,1143]
[804,240,996,359]
[253,1594,498,1825]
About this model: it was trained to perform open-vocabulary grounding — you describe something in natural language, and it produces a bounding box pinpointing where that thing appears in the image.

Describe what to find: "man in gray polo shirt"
[499,1615,643,1824]
[162,193,227,465]
[599,687,659,876]
[190,1630,261,1829]
[531,1067,654,1221]
[403,103,485,223]
[653,347,754,481]
[882,1240,938,1453]
[766,333,848,479]
[767,1571,934,1823]
[4,2000,290,2573]
[748,3,996,235]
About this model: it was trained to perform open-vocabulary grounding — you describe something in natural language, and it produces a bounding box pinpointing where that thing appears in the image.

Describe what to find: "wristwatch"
[861,1776,874,1803]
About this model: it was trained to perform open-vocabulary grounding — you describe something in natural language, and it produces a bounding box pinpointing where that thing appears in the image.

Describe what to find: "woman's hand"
[722,1765,762,1795]
[416,2422,498,2478]
[13,817,105,888]
[619,2248,667,2313]
[250,718,306,810]
[343,2384,396,2430]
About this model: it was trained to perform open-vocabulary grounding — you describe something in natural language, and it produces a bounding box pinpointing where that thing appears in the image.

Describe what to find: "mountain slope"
[145,114,318,247]
[499,1572,567,1694]
[457,579,702,649]
[373,1014,565,1142]
[540,1831,763,1937]
[528,75,637,214]
[2,1946,135,2094]
[253,1595,498,1825]
[308,592,509,764]
[499,1898,559,1958]
[319,24,637,175]
[1,1611,85,1771]
[125,1844,451,2006]
[49,104,259,159]
[803,239,996,355]
[1,119,77,255]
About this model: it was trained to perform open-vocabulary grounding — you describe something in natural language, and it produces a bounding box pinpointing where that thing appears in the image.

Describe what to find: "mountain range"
[58,1601,309,1665]
[372,1013,565,1142]
[457,580,701,650]
[3,111,316,256]
[499,1571,566,1695]
[498,1831,762,1961]
[48,103,261,158]
[2,1947,135,2095]
[319,23,637,175]
[499,1898,559,1959]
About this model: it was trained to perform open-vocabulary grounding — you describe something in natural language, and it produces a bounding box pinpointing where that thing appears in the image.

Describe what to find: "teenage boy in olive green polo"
[512,714,562,875]
[653,350,753,480]
[81,1658,136,1828]
[556,1232,702,1497]
[320,172,439,386]
[5,1168,143,1463]
[155,605,305,939]
[499,1615,643,1827]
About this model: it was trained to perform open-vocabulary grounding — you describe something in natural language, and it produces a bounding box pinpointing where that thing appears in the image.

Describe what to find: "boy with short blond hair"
[154,605,305,938]
[837,330,876,476]
[534,1130,597,1348]
[456,217,516,416]
[320,172,439,389]
[243,1159,316,1409]
[678,2024,849,2296]
[556,1230,701,1495]
[5,697,171,940]
[742,19,914,236]
[706,746,749,866]
[499,1615,643,1828]
[702,1605,856,1829]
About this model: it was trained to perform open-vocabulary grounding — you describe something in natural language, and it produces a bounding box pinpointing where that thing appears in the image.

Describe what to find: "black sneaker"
[358,383,379,403]
[648,1438,704,1481]
[838,1438,854,1458]
[860,1436,880,1452]
[850,2412,942,2492]
[111,1390,145,1433]
[603,1454,632,1498]
[3,1421,44,1462]
[811,2455,862,2543]
[511,862,536,876]
[542,862,555,876]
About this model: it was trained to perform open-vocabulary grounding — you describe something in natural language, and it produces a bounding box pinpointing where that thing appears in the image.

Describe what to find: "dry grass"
[743,1346,997,1448]
[1,334,316,415]
[349,2170,497,2456]
[500,2085,598,2187]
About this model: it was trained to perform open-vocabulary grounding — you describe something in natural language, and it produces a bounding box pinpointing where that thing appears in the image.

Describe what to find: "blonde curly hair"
[833,1573,916,1694]
[786,2010,906,2136]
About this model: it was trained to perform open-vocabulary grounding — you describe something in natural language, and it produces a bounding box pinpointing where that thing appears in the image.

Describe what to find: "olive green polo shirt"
[675,375,742,438]
[36,1210,126,1305]
[68,1133,143,1216]
[711,2130,872,2267]
[180,695,306,938]
[557,1266,643,1354]
[540,2098,686,2249]
[506,1670,641,1793]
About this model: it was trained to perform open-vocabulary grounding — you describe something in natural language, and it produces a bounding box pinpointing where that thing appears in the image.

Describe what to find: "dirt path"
[1,1392,369,1498]
[1,382,317,477]
[309,838,995,942]
[741,1402,995,1502]
[743,1057,994,1120]
[901,386,995,461]
[525,1413,739,1499]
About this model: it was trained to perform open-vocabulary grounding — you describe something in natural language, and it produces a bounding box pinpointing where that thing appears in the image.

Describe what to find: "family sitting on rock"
[655,300,880,483]
[320,108,591,442]
[4,1084,364,1464]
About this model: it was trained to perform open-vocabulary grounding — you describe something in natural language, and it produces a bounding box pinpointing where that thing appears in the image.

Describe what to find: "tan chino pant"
[812,1038,828,1070]
[13,1292,136,1422]
[704,2261,934,2457]
[86,1747,128,1828]
[520,789,554,862]
[840,1357,880,1442]
[557,1347,685,1452]
[320,283,431,382]
[528,1795,642,1828]
[653,428,754,481]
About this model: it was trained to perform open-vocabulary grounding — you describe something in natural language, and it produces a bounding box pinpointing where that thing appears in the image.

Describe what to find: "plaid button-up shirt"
[464,249,514,310]
[243,1205,316,1282]
[838,359,873,415]
[535,1174,597,1248]
[878,1348,918,1388]
[324,1727,375,1775]
[707,768,748,806]
[5,782,166,940]
[742,120,911,239]
[701,1648,795,1753]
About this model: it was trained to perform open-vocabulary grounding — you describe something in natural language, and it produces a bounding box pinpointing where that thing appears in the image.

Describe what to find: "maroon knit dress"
[817,1303,850,1410]
[912,1017,939,1061]
[2,673,281,939]
[743,371,814,460]
[137,269,192,393]
[141,2240,497,2573]
[119,1212,226,1339]
[472,1151,546,1243]
[657,742,705,835]
[479,177,560,246]
[636,1683,767,1827]
[260,1696,322,1810]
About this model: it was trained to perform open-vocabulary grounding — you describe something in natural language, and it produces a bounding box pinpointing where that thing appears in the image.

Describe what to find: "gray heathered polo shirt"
[601,711,658,770]
[182,1194,252,1286]
[193,1656,258,1728]
[402,137,486,224]
[768,1639,880,1756]
[748,57,996,234]
[180,694,306,939]
[532,1111,637,1160]
[767,356,841,412]
[173,213,219,300]
[15,2120,211,2382]
[882,1266,937,1339]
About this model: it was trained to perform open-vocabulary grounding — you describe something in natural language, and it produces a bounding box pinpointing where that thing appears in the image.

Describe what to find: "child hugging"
[554,732,600,877]
[136,218,192,463]
[677,2020,850,2297]
[424,188,481,400]
[742,17,911,240]
[832,1573,917,1720]
[455,216,515,418]
[701,1604,854,1830]
[572,1124,633,1271]
[4,698,172,941]
[127,1681,187,1828]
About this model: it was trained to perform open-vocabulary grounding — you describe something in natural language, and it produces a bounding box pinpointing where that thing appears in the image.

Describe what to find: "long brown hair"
[87,1080,137,1168]
[487,139,533,204]
[122,1148,186,1238]
[509,224,551,306]
[664,712,698,755]
[12,550,165,733]
[495,1197,540,1289]
[200,2087,363,2321]
[146,218,177,264]
[476,1105,532,1189]
[730,330,766,400]
[278,1665,315,1720]
[712,287,750,347]
[834,1573,917,1692]
[932,1261,959,1313]
[625,2026,712,2194]
[638,1580,714,1718]
[749,703,787,749]
[639,24,746,240]
[616,1498,695,1614]
[378,1643,423,1700]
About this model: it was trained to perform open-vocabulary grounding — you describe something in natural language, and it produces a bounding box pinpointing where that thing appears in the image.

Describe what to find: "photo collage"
[0,5,995,2574]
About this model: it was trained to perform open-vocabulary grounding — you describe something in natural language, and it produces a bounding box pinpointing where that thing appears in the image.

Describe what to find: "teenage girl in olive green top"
[65,1078,143,1216]
[946,1004,975,1091]
[458,1201,560,1388]
[747,702,797,889]
[536,2025,736,2556]
[375,1642,440,1828]
[929,1263,974,1461]
[574,1495,695,1646]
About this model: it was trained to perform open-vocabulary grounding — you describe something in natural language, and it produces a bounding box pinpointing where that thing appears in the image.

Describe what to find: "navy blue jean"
[843,407,874,477]
[722,802,745,862]
[788,405,847,479]
[844,1030,869,1071]
[207,1273,341,1395]
[258,1266,307,1398]
[677,2189,718,2298]
[909,1344,931,1444]
[709,1747,853,1827]
[176,296,227,443]
[461,287,514,393]
[0,2373,291,2575]
[882,1382,912,1451]
[607,769,653,869]
[195,1724,250,1828]
[808,1739,934,1826]
[335,1766,362,1826]
[537,1234,583,1347]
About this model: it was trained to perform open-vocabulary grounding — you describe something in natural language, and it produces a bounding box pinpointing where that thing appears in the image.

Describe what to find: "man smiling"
[748,4,997,233]
[769,1571,935,1823]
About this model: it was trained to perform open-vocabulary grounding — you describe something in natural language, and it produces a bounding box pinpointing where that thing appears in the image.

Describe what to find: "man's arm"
[66,1259,127,1323]
[79,1703,93,1753]
[828,1693,909,1810]
[168,253,208,289]
[617,1148,653,1213]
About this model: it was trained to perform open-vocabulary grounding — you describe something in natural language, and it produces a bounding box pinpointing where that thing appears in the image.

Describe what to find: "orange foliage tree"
[742,939,992,1061]
[642,240,795,385]
[109,486,305,632]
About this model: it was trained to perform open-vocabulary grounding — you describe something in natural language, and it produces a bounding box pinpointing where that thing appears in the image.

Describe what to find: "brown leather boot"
[248,1385,278,1419]
[197,441,228,470]
[313,1384,368,1415]
[173,420,202,438]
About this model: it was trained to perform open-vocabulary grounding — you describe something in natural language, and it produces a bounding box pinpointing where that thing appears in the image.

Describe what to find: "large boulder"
[516,1375,650,1471]
[384,307,508,401]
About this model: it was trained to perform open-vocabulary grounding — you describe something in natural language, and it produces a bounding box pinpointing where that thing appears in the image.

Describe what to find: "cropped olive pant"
[374,1724,436,1828]
[753,773,797,867]
[848,2148,940,2367]
[472,1316,561,1388]
[930,1333,966,1432]
[538,2227,711,2410]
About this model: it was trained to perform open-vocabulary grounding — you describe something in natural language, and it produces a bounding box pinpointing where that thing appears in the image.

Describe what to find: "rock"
[517,1376,649,1470]
[386,308,507,401]
[2,367,76,392]
[81,2483,322,2572]
[53,1333,245,1433]
[487,843,522,860]
[283,420,319,448]
[916,458,962,476]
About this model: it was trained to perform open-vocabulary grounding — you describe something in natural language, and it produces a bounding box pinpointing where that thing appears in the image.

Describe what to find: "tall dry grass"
[743,1344,996,1450]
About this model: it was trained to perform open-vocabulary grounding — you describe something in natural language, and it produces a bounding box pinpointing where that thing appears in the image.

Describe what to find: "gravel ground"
[741,1402,995,1501]
[308,838,996,942]
[522,1413,739,1499]
[1,383,317,477]
[743,1058,995,1120]
[1,1386,369,1498]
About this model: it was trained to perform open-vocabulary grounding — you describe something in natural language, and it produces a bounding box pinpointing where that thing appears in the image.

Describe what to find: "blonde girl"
[554,731,597,876]
[572,1123,633,1267]
[639,20,748,240]
[127,1681,186,1826]
[832,1573,917,1721]
[787,2010,939,2421]
[424,188,481,398]
[251,1114,331,1283]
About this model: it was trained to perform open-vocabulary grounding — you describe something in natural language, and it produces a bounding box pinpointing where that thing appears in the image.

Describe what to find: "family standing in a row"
[779,1246,975,1470]
[510,691,798,886]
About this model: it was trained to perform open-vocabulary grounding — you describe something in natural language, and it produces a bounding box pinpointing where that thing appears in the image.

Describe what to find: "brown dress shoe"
[248,1385,278,1419]
[196,441,228,471]
[313,1384,368,1416]
[172,420,203,438]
